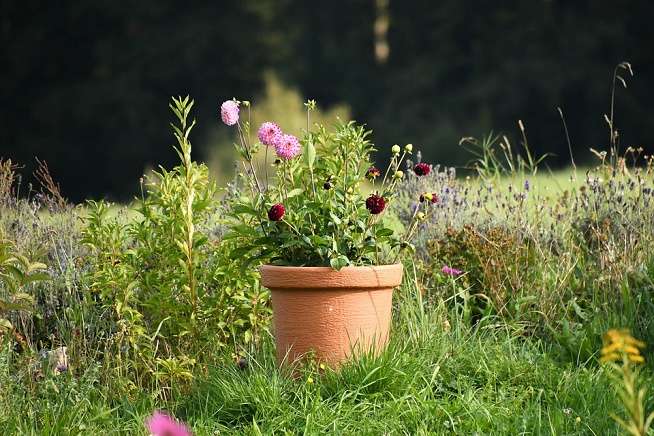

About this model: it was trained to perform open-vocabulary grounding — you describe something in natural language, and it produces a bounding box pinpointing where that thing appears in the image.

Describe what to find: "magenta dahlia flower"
[258,122,282,146]
[145,411,192,436]
[275,134,301,160]
[441,265,463,277]
[220,100,239,126]
[268,203,286,221]
[365,194,386,215]
[413,162,431,176]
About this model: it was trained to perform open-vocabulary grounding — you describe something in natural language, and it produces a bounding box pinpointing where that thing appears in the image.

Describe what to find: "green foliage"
[81,97,270,394]
[0,233,48,336]
[226,103,426,268]
[2,281,646,434]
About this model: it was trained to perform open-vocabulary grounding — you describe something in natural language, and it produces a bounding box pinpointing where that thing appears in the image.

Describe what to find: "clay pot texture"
[260,264,403,367]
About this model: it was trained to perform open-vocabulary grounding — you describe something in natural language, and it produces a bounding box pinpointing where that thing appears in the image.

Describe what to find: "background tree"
[1,0,653,200]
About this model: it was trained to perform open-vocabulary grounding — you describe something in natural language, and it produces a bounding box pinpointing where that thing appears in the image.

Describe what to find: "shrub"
[81,97,270,395]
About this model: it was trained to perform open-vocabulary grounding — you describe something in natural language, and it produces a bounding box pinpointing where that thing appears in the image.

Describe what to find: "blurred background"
[1,0,653,202]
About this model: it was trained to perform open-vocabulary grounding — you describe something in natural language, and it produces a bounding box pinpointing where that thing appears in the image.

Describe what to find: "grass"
[3,126,654,434]
[2,272,649,435]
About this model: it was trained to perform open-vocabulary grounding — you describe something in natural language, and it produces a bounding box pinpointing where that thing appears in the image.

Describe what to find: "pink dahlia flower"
[145,411,192,436]
[220,100,239,126]
[442,266,463,277]
[258,122,283,146]
[275,134,301,160]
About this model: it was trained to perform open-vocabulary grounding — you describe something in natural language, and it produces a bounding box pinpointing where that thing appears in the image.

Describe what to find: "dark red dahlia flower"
[366,166,382,179]
[365,194,386,214]
[430,193,439,204]
[413,162,431,176]
[268,203,285,221]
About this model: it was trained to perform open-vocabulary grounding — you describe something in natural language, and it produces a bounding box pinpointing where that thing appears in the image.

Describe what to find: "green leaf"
[287,188,304,198]
[305,141,316,169]
[230,245,256,259]
[232,204,259,216]
[329,255,350,271]
[376,228,394,237]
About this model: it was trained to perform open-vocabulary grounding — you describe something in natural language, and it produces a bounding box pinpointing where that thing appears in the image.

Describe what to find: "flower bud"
[393,170,404,179]
[404,143,413,153]
[391,144,401,155]
[419,192,433,202]
[417,212,426,220]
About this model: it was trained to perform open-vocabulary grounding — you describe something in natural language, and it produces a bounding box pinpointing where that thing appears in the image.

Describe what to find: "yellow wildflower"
[600,329,646,364]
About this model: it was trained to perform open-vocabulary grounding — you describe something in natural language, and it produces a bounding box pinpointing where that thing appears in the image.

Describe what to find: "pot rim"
[260,263,403,289]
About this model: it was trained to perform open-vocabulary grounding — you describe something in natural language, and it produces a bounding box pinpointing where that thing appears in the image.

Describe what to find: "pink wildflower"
[220,100,239,126]
[442,266,463,277]
[145,411,192,436]
[258,122,283,146]
[275,134,301,160]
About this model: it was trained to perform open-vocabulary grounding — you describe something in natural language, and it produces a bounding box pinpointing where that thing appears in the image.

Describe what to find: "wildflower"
[393,170,404,180]
[307,376,314,384]
[145,411,192,436]
[524,179,530,192]
[275,134,301,160]
[257,122,282,146]
[404,143,413,153]
[419,193,433,202]
[442,266,463,277]
[600,329,646,364]
[366,166,381,179]
[268,203,286,221]
[366,194,386,215]
[220,100,239,126]
[416,212,426,220]
[391,144,401,155]
[413,162,431,176]
[430,193,439,204]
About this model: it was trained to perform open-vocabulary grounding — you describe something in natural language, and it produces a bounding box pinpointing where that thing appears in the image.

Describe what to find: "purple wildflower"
[442,266,463,277]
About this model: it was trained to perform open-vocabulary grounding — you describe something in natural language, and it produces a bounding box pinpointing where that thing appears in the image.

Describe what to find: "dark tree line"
[2,0,653,200]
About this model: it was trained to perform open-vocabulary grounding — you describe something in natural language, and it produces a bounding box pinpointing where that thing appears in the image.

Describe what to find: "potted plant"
[221,99,434,367]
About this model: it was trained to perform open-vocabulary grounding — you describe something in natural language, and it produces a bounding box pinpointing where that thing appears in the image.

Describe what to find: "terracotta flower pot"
[260,263,403,367]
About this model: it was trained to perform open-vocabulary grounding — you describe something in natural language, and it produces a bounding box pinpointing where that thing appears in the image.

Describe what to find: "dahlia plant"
[221,99,434,269]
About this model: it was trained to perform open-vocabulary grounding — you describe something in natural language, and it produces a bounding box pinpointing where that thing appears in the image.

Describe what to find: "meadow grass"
[3,137,654,435]
[2,271,649,435]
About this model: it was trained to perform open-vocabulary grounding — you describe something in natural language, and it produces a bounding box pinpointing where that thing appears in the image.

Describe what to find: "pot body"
[260,264,403,367]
